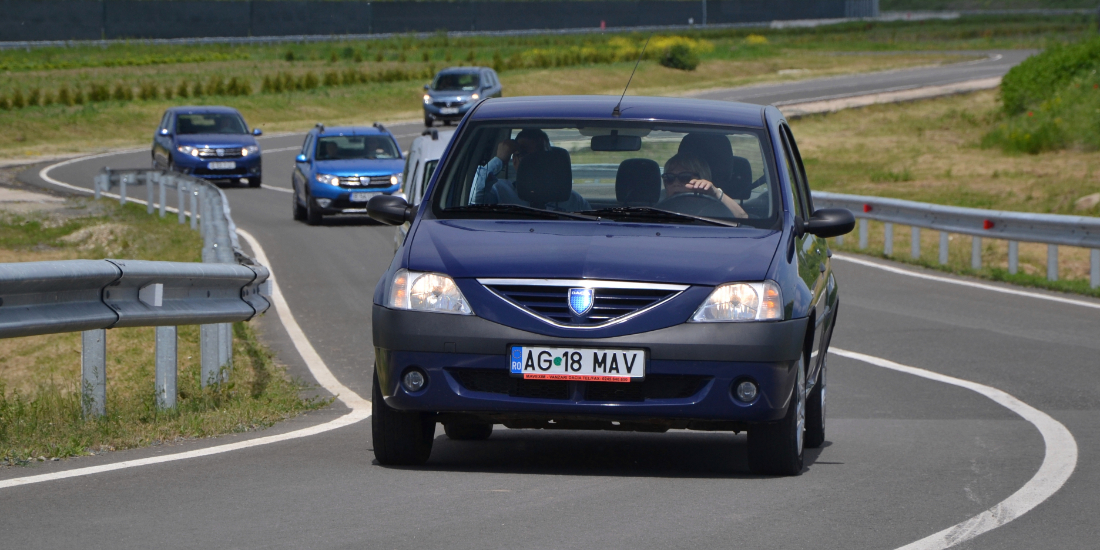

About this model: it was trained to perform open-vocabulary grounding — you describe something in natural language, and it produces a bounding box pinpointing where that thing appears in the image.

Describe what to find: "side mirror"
[804,208,855,238]
[253,128,263,136]
[295,154,308,163]
[423,84,430,91]
[159,128,169,136]
[368,195,415,226]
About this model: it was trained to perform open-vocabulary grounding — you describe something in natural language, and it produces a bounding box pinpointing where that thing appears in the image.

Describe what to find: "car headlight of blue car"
[386,269,473,315]
[691,281,783,322]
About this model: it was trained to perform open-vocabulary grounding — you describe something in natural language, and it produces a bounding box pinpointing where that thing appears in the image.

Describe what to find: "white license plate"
[510,346,645,382]
[350,192,376,202]
[207,161,236,170]
[439,107,459,115]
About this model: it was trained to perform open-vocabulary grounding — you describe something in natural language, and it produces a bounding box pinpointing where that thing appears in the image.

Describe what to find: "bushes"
[1000,35,1100,115]
[660,43,699,71]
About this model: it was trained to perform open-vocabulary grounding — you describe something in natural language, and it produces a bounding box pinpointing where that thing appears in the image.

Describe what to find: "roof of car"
[436,66,488,75]
[168,105,243,115]
[312,126,393,136]
[468,96,767,128]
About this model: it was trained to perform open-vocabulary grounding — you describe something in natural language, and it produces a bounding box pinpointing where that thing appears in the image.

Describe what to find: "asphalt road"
[5,50,1098,549]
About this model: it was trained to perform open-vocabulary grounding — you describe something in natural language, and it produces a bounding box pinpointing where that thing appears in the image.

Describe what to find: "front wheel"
[372,371,435,465]
[292,187,306,221]
[424,116,433,127]
[747,358,805,476]
[305,192,323,226]
[247,176,262,188]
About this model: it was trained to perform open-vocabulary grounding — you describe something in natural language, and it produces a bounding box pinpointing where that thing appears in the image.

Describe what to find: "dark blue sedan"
[367,95,854,475]
[152,106,263,187]
[291,123,404,225]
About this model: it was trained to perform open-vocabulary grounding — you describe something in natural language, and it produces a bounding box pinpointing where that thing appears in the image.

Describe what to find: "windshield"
[430,122,779,227]
[315,135,400,161]
[176,113,248,135]
[432,72,480,92]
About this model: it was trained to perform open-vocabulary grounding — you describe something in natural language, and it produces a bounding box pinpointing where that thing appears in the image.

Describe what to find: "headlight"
[177,145,199,157]
[390,174,400,186]
[241,145,260,156]
[314,173,339,186]
[386,269,473,315]
[423,94,431,104]
[470,93,479,101]
[691,281,782,322]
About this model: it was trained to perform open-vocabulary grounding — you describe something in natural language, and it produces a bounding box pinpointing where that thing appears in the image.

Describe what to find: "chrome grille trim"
[478,278,687,330]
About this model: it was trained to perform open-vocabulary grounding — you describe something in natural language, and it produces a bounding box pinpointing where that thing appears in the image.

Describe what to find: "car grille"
[480,280,685,327]
[336,175,394,187]
[447,369,709,402]
[195,148,244,158]
[432,101,462,108]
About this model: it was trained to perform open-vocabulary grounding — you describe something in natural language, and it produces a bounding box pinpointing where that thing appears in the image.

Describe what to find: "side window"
[401,151,417,196]
[300,135,313,158]
[779,127,808,220]
[783,125,814,214]
[421,160,439,204]
[159,112,170,131]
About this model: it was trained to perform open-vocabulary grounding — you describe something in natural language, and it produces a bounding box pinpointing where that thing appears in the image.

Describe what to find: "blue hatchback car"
[152,106,263,187]
[367,96,854,475]
[291,123,404,225]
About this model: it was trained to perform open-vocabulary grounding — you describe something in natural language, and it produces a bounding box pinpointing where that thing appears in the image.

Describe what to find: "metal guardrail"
[813,191,1100,288]
[0,169,271,417]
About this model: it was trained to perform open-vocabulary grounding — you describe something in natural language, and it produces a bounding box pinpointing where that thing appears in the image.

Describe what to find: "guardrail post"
[176,176,186,224]
[81,329,107,418]
[910,226,920,259]
[219,323,232,381]
[158,176,167,218]
[155,326,177,410]
[1008,241,1019,274]
[201,324,220,387]
[119,174,128,205]
[883,223,893,256]
[146,173,155,214]
[198,186,207,239]
[939,232,949,265]
[1091,250,1099,289]
[858,218,868,249]
[835,233,843,246]
[1047,245,1058,281]
[190,183,199,230]
[971,236,982,270]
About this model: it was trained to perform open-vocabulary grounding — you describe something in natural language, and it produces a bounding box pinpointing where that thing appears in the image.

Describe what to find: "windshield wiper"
[578,207,740,227]
[447,204,599,221]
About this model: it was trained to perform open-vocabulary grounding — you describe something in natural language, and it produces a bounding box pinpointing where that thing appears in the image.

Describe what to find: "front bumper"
[373,306,808,428]
[308,181,401,214]
[172,153,261,180]
[423,102,474,120]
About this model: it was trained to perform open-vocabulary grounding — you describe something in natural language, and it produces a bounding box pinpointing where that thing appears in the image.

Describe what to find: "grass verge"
[0,193,328,466]
[789,89,1100,295]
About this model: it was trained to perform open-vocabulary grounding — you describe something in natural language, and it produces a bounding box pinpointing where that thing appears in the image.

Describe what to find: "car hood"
[407,219,781,286]
[313,159,404,176]
[175,134,257,148]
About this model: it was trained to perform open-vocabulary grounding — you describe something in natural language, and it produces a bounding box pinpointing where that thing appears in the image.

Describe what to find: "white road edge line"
[834,254,1100,310]
[2,164,370,489]
[261,184,293,193]
[833,347,1078,550]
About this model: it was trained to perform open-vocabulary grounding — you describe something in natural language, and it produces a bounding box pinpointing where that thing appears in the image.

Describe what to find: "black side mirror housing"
[423,84,431,91]
[804,208,855,238]
[369,195,415,226]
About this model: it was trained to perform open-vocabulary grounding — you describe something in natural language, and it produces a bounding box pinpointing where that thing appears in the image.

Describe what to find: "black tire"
[444,421,493,441]
[424,116,433,127]
[248,176,262,188]
[305,192,323,226]
[292,188,306,221]
[372,371,435,466]
[747,357,805,476]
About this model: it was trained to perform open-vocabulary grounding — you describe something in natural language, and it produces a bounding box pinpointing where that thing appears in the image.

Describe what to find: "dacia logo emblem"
[567,288,594,317]
[216,148,225,157]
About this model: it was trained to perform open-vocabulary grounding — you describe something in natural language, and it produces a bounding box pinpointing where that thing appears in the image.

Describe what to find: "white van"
[395,128,455,250]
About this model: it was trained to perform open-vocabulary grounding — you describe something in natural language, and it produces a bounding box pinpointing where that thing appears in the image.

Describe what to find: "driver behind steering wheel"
[660,153,749,219]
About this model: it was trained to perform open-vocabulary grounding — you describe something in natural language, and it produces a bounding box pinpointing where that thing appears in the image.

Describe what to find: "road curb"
[779,76,1002,118]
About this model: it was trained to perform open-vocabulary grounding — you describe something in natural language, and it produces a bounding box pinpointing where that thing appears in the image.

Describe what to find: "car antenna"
[612,36,650,118]
[315,122,324,133]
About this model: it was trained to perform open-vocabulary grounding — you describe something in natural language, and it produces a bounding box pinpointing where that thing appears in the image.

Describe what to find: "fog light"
[402,369,426,392]
[315,198,332,208]
[734,380,758,402]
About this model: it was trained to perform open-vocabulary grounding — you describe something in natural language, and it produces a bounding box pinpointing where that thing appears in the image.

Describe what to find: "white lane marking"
[832,347,1078,550]
[0,190,370,490]
[834,254,1100,310]
[261,184,293,193]
[262,146,301,154]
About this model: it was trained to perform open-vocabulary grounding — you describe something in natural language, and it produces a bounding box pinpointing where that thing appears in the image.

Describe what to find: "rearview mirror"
[804,208,855,238]
[295,154,307,163]
[252,128,263,136]
[423,84,430,91]
[159,128,169,136]
[368,195,415,226]
[591,134,642,152]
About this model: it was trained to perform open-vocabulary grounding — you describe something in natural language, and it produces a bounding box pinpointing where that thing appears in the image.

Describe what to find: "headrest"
[615,158,661,206]
[515,147,572,207]
[727,156,754,200]
[678,133,734,189]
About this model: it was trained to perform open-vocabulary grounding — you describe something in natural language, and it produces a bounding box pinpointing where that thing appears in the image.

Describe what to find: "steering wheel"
[655,192,733,218]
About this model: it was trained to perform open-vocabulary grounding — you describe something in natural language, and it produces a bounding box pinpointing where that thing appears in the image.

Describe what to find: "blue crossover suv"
[292,123,404,225]
[152,106,263,187]
[367,96,854,475]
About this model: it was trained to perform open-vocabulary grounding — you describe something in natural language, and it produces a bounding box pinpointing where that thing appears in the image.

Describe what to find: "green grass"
[0,198,328,465]
[881,0,1098,9]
